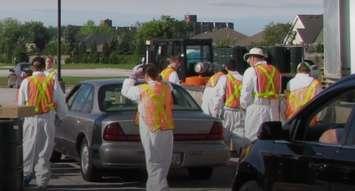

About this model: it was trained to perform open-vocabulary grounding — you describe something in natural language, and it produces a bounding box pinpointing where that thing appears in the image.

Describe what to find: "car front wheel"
[187,167,213,180]
[239,181,263,191]
[80,139,101,182]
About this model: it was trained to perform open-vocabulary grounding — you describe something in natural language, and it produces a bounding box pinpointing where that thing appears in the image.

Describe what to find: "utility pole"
[57,0,65,91]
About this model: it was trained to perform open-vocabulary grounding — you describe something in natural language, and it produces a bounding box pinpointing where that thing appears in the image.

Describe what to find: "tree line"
[0,16,290,65]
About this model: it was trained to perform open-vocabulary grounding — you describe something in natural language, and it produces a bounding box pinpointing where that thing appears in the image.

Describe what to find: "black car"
[232,74,355,191]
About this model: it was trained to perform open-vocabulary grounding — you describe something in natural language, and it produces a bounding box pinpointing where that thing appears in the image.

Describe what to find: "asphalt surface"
[23,160,236,191]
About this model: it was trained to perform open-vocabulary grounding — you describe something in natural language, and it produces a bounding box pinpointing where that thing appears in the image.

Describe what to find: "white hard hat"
[243,47,266,61]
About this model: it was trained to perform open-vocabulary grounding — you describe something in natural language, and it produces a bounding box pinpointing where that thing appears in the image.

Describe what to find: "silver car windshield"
[99,84,200,112]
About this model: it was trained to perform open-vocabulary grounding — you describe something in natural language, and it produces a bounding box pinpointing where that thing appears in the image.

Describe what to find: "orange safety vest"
[139,82,174,132]
[224,73,242,108]
[285,79,320,119]
[27,75,56,114]
[206,72,224,87]
[254,64,281,99]
[160,66,176,81]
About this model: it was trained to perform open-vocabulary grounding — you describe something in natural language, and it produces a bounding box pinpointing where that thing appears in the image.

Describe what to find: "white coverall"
[121,78,173,191]
[287,73,321,93]
[201,85,221,118]
[18,71,67,187]
[214,71,248,151]
[240,61,281,142]
[166,70,180,85]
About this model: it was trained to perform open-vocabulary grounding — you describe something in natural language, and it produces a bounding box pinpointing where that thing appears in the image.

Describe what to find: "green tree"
[63,25,80,54]
[21,21,50,53]
[0,18,23,63]
[262,22,291,45]
[135,15,192,54]
[79,20,97,37]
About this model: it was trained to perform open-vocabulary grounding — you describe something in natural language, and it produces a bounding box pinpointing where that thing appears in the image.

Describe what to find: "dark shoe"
[23,174,33,186]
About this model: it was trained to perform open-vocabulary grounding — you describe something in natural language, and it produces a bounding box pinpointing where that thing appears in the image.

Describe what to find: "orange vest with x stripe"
[224,73,242,108]
[27,75,56,114]
[254,64,281,99]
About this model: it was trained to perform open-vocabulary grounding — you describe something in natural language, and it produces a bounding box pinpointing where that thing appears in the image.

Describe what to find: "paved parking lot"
[23,161,236,191]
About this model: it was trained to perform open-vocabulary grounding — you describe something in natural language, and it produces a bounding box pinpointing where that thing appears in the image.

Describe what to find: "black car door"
[271,89,355,191]
[327,105,355,191]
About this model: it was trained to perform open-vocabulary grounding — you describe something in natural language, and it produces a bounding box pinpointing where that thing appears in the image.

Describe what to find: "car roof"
[81,78,125,86]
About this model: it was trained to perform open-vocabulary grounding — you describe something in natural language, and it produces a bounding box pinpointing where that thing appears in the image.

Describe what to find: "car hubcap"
[81,145,89,173]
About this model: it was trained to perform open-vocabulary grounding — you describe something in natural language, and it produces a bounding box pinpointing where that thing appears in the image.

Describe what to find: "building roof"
[286,14,323,45]
[192,28,248,47]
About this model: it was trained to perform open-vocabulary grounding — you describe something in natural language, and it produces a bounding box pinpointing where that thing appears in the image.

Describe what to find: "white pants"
[139,121,173,191]
[201,87,219,117]
[23,111,55,187]
[245,103,281,142]
[223,109,249,152]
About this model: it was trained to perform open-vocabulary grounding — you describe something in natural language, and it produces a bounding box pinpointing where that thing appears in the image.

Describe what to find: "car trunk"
[101,111,218,141]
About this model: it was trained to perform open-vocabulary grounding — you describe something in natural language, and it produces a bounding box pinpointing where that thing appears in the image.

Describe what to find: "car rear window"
[98,83,200,112]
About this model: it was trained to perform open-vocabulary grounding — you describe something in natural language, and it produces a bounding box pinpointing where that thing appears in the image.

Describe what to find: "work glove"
[129,64,144,80]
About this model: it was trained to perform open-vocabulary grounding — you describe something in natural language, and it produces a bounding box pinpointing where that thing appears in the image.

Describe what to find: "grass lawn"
[0,76,119,88]
[0,63,136,70]
[61,63,136,69]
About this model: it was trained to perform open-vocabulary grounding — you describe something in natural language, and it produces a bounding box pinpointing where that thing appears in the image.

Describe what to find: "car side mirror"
[258,121,288,140]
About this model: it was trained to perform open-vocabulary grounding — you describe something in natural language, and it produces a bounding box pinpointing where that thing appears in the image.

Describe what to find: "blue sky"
[0,0,323,35]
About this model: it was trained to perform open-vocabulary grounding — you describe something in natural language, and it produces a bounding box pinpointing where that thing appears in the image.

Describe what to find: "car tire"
[187,167,213,180]
[80,139,101,182]
[239,181,263,191]
[50,150,62,162]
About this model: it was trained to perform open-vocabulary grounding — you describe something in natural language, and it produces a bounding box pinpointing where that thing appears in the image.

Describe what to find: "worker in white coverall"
[160,56,183,84]
[18,56,67,190]
[285,62,322,119]
[44,56,57,80]
[240,48,282,142]
[121,64,174,191]
[201,69,226,117]
[213,59,248,154]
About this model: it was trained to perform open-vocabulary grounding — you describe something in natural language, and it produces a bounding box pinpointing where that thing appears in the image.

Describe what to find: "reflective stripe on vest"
[139,82,174,132]
[254,64,281,99]
[285,79,320,119]
[47,69,57,80]
[27,75,56,114]
[225,73,242,108]
[160,66,176,81]
[206,72,224,87]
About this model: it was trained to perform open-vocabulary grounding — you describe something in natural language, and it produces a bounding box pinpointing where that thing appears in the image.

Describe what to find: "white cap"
[243,47,266,61]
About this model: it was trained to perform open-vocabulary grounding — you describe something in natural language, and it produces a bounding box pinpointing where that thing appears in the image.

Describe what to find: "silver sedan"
[53,79,229,181]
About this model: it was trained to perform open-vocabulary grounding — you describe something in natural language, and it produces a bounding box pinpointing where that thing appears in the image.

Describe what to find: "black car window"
[99,84,136,111]
[70,84,94,113]
[99,83,200,112]
[67,85,81,108]
[301,89,355,145]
